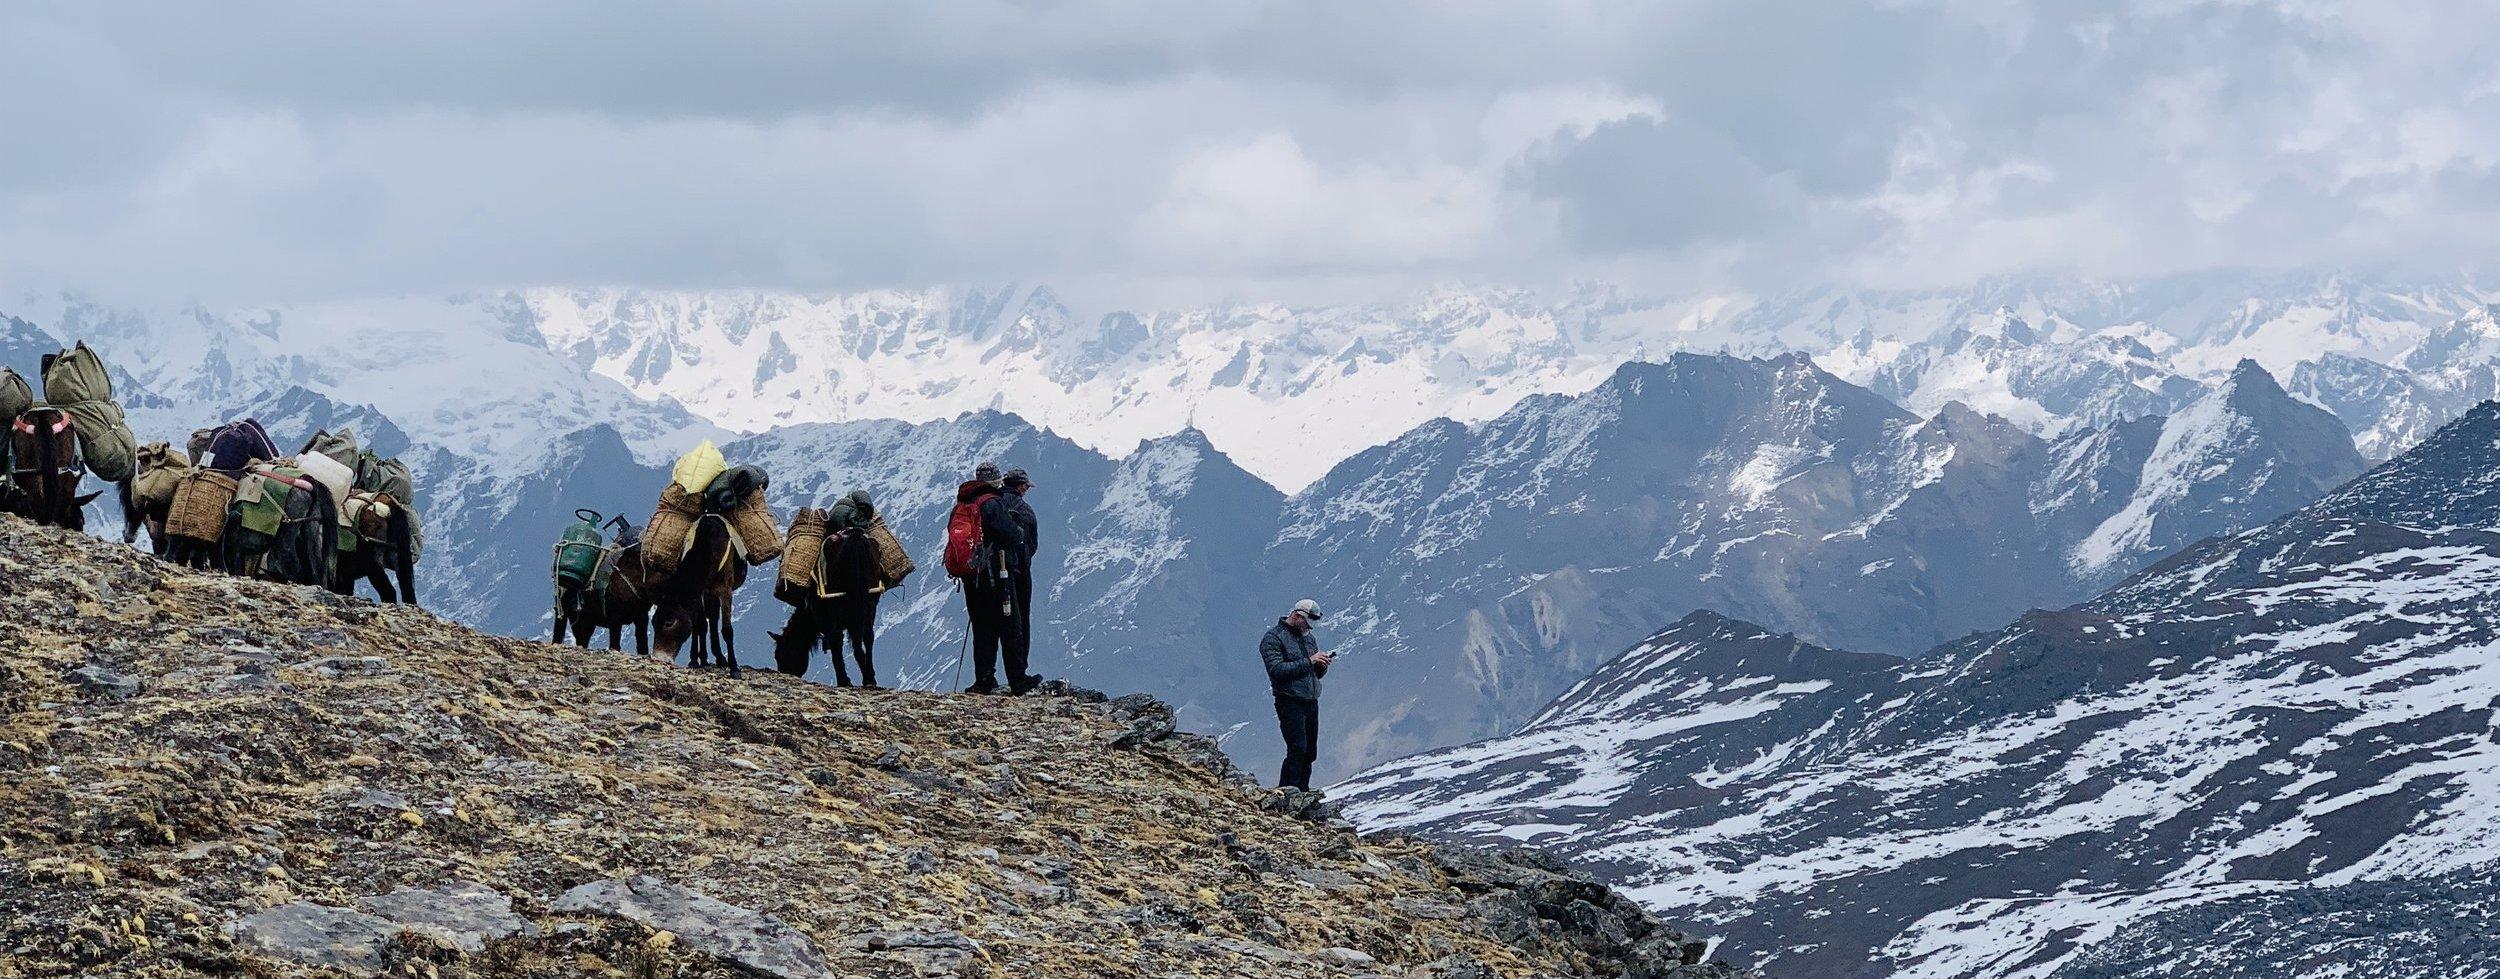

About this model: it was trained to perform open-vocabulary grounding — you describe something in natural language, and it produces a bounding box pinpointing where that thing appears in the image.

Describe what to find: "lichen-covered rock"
[0,517,1764,978]
[225,903,400,972]
[555,875,831,978]
[356,880,539,953]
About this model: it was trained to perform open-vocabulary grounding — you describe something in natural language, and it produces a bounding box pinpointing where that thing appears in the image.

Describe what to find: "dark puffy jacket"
[978,490,1026,574]
[1260,619,1327,700]
[1001,490,1038,572]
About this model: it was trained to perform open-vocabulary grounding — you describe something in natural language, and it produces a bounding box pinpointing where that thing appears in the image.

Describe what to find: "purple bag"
[206,418,280,474]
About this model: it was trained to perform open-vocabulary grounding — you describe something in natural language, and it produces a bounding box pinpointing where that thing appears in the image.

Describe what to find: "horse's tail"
[389,505,419,606]
[117,476,139,544]
[304,479,340,586]
[31,412,63,518]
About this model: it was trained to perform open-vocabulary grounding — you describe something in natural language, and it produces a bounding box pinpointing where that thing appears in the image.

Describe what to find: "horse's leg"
[695,591,715,669]
[851,595,879,688]
[327,553,356,596]
[826,610,850,687]
[719,593,739,678]
[634,610,649,658]
[367,562,396,603]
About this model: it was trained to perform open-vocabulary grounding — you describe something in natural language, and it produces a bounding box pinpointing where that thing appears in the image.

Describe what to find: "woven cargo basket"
[167,470,239,543]
[731,492,784,566]
[642,482,701,574]
[866,515,915,585]
[778,508,829,589]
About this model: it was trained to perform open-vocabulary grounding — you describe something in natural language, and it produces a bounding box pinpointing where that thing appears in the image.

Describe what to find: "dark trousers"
[966,578,1010,689]
[1275,695,1320,790]
[1004,570,1035,687]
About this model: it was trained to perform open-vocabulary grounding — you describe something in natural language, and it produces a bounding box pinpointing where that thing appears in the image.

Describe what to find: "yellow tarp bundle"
[671,440,727,495]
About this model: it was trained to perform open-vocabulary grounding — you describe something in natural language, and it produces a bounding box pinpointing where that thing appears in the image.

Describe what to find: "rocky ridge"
[0,517,1754,978]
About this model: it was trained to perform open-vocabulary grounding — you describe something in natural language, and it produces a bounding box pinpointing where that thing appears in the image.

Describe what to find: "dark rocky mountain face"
[2046,863,2500,979]
[1339,402,2500,979]
[1279,352,2363,781]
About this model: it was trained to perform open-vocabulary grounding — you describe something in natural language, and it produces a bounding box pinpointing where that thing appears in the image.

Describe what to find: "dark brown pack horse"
[5,407,109,530]
[556,543,658,656]
[653,514,745,676]
[331,495,420,605]
[219,470,339,588]
[767,530,884,687]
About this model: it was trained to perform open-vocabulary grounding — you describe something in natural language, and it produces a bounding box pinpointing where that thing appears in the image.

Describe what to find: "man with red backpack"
[945,461,1029,694]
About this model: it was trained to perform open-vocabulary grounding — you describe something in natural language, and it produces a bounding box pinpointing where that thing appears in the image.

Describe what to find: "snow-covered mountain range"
[1335,404,2500,978]
[221,271,2485,492]
[4,271,2498,783]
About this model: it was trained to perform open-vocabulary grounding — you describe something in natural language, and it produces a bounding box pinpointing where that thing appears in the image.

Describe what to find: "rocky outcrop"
[0,516,1759,978]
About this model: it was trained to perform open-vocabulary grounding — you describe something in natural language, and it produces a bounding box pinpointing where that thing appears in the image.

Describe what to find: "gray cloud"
[2,1,2495,304]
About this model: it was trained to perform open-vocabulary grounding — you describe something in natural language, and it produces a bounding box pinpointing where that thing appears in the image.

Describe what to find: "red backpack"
[944,482,996,579]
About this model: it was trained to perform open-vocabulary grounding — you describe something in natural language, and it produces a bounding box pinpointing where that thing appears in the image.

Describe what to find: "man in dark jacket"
[999,468,1042,693]
[1260,599,1332,790]
[965,462,1027,694]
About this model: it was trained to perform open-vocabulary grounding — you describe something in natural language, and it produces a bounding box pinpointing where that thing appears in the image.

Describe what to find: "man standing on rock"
[1261,599,1332,791]
[999,468,1042,694]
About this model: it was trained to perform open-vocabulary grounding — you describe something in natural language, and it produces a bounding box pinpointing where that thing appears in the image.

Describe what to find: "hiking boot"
[1009,674,1044,695]
[965,681,1000,695]
[860,679,881,690]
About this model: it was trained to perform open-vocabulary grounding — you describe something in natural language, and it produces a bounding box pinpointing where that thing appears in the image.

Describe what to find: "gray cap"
[1003,467,1031,488]
[974,461,1002,484]
[1292,598,1324,622]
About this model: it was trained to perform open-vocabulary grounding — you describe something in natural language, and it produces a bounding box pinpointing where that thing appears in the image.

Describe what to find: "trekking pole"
[952,578,970,693]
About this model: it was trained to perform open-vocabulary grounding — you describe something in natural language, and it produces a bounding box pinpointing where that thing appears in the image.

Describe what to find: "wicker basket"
[778,508,829,590]
[167,470,239,543]
[866,515,915,585]
[642,482,701,574]
[731,492,784,566]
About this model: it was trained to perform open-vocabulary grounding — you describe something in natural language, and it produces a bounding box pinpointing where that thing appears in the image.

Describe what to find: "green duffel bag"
[304,428,360,473]
[0,367,30,475]
[38,343,137,482]
[355,449,417,506]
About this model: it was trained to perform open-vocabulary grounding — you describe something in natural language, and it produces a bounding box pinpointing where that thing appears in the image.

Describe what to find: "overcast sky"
[5,1,2497,306]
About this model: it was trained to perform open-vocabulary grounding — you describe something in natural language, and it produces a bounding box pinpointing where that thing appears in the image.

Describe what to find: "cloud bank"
[4,1,2497,304]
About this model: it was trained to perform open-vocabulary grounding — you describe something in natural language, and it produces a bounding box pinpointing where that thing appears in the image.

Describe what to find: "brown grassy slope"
[0,517,1755,978]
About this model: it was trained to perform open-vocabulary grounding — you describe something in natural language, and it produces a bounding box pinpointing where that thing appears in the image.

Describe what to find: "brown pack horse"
[331,494,421,605]
[6,407,107,530]
[653,514,745,676]
[557,542,659,656]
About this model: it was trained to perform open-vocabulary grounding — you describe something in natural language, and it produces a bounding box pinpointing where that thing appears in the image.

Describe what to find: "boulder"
[225,902,397,973]
[555,875,832,979]
[356,880,540,953]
